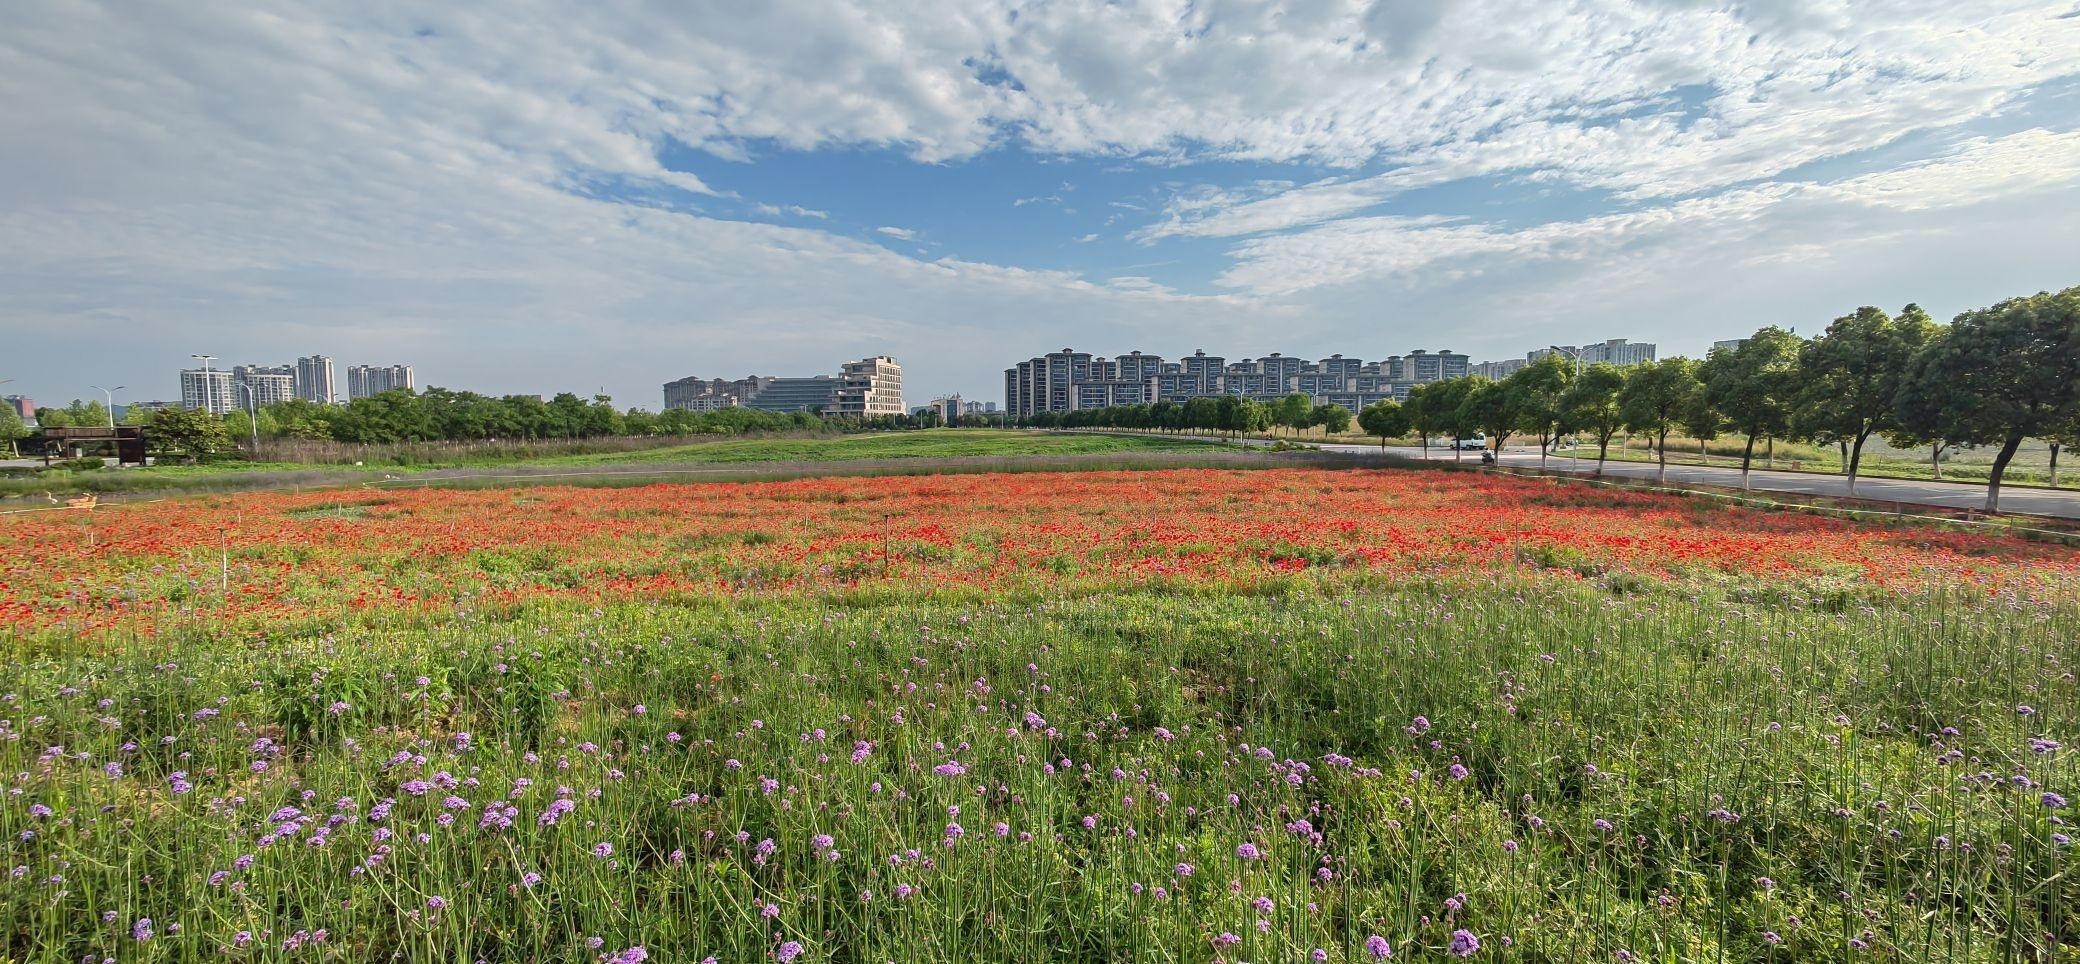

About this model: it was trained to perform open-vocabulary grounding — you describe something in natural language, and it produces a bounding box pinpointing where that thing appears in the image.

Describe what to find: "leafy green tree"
[1896,287,2080,512]
[1273,393,1312,437]
[35,407,72,428]
[1700,326,1804,488]
[1458,377,1516,457]
[1504,355,1574,468]
[1793,304,1939,495]
[1355,399,1409,450]
[145,407,233,464]
[1182,397,1221,436]
[1401,383,1447,459]
[1308,403,1351,436]
[64,399,112,428]
[0,403,27,457]
[1559,363,1626,474]
[1422,378,1480,461]
[1618,357,1703,483]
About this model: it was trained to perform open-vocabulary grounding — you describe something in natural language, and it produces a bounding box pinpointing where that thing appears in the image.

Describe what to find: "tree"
[1309,403,1351,436]
[1897,287,2080,512]
[1401,383,1449,460]
[145,407,233,464]
[1273,393,1313,437]
[1458,377,1516,458]
[1423,378,1480,462]
[1793,304,1938,496]
[0,404,27,457]
[1618,357,1702,483]
[35,407,72,428]
[1559,363,1626,474]
[1699,327,1804,488]
[1356,400,1410,450]
[64,399,112,428]
[1504,355,1574,468]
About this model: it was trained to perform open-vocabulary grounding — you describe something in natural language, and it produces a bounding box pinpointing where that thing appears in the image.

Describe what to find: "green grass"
[0,431,1232,501]
[547,429,1223,465]
[4,581,2074,961]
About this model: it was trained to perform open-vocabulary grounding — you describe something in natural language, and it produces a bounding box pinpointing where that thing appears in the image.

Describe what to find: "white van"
[1451,435,1488,451]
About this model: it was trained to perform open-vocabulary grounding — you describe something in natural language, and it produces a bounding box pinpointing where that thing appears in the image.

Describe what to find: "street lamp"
[191,354,217,414]
[1547,346,1586,462]
[0,378,14,459]
[89,385,124,428]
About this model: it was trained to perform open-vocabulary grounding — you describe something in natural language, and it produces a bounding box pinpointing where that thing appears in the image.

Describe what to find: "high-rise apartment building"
[1004,346,1472,416]
[180,369,234,414]
[346,364,415,400]
[295,355,336,403]
[232,365,296,409]
[1526,339,1657,368]
[4,395,32,422]
[834,356,904,417]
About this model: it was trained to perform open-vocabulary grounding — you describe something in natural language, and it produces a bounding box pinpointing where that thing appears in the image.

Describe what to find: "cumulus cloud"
[1,0,2077,403]
[1214,129,2080,295]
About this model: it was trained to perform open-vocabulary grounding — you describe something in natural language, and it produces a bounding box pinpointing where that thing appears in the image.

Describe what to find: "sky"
[3,1,2079,411]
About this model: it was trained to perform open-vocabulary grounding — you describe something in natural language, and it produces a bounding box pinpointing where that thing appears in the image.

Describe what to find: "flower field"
[1,467,2076,961]
[4,469,2076,641]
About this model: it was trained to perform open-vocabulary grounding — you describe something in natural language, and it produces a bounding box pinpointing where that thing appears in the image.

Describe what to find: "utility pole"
[1548,346,1585,462]
[89,384,124,428]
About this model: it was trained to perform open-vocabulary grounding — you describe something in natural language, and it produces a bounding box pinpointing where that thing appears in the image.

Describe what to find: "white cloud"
[753,203,830,219]
[0,1,2077,404]
[1214,129,2080,294]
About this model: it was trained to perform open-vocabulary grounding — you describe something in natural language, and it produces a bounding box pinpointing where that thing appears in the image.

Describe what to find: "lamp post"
[1547,346,1585,462]
[0,378,14,459]
[89,385,124,428]
[191,354,218,413]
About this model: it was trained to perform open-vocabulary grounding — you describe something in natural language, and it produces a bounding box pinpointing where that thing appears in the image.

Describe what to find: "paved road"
[1299,443,2080,520]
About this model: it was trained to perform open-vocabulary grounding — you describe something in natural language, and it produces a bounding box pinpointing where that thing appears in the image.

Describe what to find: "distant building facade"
[180,369,234,414]
[295,355,336,403]
[1527,338,1658,368]
[664,357,902,417]
[347,364,415,400]
[233,365,297,409]
[1003,346,1471,417]
[834,356,904,416]
[4,395,32,422]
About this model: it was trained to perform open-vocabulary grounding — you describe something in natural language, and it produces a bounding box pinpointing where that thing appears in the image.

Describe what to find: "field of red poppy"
[2,466,2076,962]
[3,467,2075,641]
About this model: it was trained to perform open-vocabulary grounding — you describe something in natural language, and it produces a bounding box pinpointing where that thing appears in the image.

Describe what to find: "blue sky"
[3,1,2079,409]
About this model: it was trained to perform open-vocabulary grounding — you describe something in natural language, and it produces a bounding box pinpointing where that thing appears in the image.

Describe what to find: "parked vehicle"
[1451,435,1488,451]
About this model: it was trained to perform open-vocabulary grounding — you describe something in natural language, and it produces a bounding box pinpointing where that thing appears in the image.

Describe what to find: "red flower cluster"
[3,469,2071,637]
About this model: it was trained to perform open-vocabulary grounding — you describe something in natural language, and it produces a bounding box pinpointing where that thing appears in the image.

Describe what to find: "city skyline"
[3,4,2077,408]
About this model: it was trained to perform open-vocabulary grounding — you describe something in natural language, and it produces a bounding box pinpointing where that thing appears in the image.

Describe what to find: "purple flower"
[1174,862,1195,877]
[1213,933,1241,947]
[2045,791,2068,809]
[608,948,649,964]
[132,918,154,942]
[1448,929,1480,956]
[1593,819,1614,832]
[776,940,804,963]
[1236,842,1262,860]
[932,760,967,777]
[1365,934,1393,958]
[1448,763,1470,781]
[593,842,614,858]
[426,896,446,910]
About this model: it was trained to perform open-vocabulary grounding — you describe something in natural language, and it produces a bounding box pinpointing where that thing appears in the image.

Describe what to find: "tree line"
[1020,286,2078,512]
[10,389,957,464]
